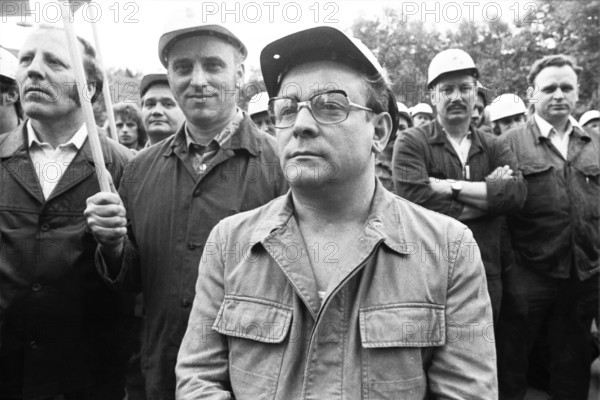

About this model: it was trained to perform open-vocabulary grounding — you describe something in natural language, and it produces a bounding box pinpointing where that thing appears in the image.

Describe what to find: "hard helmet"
[396,102,413,127]
[489,94,527,122]
[428,49,478,88]
[248,91,270,117]
[411,103,433,116]
[0,47,18,81]
[579,110,600,127]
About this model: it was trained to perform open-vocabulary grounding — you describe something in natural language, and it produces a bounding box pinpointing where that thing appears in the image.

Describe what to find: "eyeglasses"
[268,90,373,129]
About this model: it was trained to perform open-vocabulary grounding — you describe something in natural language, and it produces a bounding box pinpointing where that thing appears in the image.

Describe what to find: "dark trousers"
[497,263,598,400]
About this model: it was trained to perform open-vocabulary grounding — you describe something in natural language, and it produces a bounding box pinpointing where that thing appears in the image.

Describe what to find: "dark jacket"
[392,120,526,278]
[0,122,132,399]
[503,117,600,279]
[176,181,497,400]
[97,115,288,399]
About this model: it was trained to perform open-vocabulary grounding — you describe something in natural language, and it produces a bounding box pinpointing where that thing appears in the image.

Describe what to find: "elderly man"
[0,47,23,135]
[392,49,526,322]
[0,27,131,399]
[175,26,497,400]
[139,73,185,146]
[498,54,599,400]
[85,22,287,400]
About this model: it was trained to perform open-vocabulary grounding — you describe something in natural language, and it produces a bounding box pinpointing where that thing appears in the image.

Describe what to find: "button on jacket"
[0,122,132,399]
[97,114,287,399]
[392,120,526,279]
[502,118,600,279]
[176,182,497,400]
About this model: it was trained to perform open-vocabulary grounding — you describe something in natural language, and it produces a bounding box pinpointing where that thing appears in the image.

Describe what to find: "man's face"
[398,115,411,132]
[412,113,431,127]
[530,65,578,124]
[167,35,243,127]
[472,92,485,126]
[276,60,390,189]
[431,72,477,126]
[251,111,274,135]
[115,116,139,148]
[496,114,526,135]
[141,83,185,142]
[584,120,600,136]
[16,30,90,121]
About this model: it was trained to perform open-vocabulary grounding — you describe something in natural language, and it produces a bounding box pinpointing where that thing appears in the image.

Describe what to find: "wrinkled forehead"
[534,65,578,85]
[277,60,368,99]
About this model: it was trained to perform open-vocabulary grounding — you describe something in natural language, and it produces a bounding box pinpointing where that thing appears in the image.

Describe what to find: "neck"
[31,112,85,148]
[439,116,470,140]
[542,114,570,136]
[292,172,375,228]
[147,130,172,145]
[0,107,19,134]
[186,107,237,144]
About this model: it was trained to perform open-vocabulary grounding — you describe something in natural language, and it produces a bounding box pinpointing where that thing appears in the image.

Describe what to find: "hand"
[486,165,514,181]
[84,191,127,254]
[428,177,452,196]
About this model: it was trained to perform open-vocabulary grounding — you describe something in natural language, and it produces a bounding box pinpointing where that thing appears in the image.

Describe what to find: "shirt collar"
[27,119,88,150]
[184,107,244,149]
[534,113,581,138]
[248,180,411,256]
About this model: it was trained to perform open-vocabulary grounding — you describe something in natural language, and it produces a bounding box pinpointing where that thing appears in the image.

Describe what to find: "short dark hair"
[111,102,147,147]
[527,54,582,86]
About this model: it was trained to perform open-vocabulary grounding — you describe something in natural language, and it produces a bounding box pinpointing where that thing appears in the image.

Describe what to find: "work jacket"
[392,120,526,279]
[0,122,132,399]
[97,115,287,399]
[176,182,498,400]
[503,117,600,279]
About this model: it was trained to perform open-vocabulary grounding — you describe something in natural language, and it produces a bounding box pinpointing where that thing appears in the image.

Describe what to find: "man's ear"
[87,82,97,103]
[429,89,438,106]
[236,63,245,87]
[371,112,393,154]
[525,85,535,101]
[4,88,19,104]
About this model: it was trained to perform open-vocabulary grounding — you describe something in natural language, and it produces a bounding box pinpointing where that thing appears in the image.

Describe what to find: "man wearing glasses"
[175,27,497,399]
[392,49,526,323]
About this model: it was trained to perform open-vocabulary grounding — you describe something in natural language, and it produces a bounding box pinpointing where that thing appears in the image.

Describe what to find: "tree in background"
[352,0,599,117]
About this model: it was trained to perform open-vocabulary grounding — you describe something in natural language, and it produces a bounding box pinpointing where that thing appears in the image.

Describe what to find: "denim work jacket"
[503,118,600,279]
[97,115,287,399]
[176,182,498,400]
[0,123,132,399]
[392,120,526,279]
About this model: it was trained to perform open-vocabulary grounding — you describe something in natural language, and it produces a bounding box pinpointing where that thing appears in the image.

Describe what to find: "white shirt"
[534,114,581,159]
[28,120,88,199]
[445,131,472,167]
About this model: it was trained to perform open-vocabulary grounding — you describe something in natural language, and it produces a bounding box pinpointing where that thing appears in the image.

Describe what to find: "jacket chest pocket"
[359,304,445,400]
[521,164,557,215]
[574,164,600,218]
[213,296,293,400]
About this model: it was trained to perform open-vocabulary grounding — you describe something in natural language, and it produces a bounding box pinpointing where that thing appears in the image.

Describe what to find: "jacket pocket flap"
[579,164,600,176]
[213,296,293,343]
[359,303,445,348]
[521,163,553,176]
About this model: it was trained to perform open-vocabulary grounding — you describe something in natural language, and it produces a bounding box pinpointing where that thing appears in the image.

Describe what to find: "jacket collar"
[248,180,412,255]
[528,115,591,145]
[427,119,485,156]
[162,111,261,158]
[0,119,113,164]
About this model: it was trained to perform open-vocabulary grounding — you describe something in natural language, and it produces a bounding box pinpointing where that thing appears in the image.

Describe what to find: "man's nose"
[292,106,318,138]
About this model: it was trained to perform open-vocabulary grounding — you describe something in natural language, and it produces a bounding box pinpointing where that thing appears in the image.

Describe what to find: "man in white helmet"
[176,26,496,400]
[498,54,599,400]
[411,102,433,127]
[84,20,287,399]
[0,47,23,135]
[392,48,526,323]
[248,90,274,135]
[579,109,600,137]
[489,93,527,136]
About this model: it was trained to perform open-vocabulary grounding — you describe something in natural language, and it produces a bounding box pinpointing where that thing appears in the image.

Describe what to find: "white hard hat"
[579,110,600,127]
[158,8,247,68]
[411,103,433,116]
[0,47,18,81]
[396,102,413,127]
[428,49,478,87]
[248,91,270,117]
[489,94,527,122]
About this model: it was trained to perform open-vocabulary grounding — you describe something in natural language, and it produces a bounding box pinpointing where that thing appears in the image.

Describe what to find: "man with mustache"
[139,73,185,146]
[392,48,526,322]
[497,54,599,400]
[0,27,132,399]
[175,26,496,399]
[84,21,286,400]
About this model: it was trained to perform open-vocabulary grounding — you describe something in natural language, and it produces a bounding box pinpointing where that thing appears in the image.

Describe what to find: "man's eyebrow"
[18,50,34,61]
